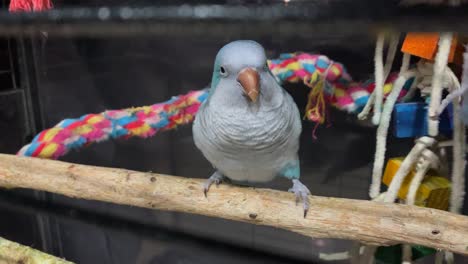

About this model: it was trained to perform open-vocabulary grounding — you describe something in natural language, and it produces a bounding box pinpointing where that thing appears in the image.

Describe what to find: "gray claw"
[289,179,311,218]
[202,172,225,197]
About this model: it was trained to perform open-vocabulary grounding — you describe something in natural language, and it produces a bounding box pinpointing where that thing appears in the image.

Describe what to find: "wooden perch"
[0,154,467,255]
[0,236,73,264]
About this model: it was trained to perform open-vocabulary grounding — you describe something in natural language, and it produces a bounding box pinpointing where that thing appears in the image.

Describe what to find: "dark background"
[0,1,467,263]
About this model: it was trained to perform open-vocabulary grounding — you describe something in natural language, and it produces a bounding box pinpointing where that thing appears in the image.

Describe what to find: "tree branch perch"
[0,236,73,264]
[0,154,467,255]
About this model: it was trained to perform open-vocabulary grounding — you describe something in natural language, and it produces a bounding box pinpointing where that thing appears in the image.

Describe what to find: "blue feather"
[209,59,221,97]
[279,160,300,180]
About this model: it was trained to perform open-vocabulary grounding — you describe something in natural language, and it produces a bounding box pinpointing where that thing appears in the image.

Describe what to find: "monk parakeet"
[193,40,310,217]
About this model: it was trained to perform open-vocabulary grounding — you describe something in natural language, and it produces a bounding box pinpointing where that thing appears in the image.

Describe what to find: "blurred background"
[0,0,467,263]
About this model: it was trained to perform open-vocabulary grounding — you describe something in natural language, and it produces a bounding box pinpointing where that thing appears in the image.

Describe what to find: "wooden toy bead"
[383,157,450,210]
[392,102,453,138]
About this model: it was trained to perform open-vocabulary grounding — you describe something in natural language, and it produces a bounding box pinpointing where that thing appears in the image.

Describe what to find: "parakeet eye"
[219,66,228,77]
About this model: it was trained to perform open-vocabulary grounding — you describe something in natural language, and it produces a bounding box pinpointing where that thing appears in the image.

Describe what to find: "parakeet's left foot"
[288,179,311,218]
[203,171,228,197]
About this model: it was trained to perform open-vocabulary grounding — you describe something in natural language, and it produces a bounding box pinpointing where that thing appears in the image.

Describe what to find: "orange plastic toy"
[401,33,463,64]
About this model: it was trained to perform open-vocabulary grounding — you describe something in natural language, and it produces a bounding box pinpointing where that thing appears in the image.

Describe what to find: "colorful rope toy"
[18,52,409,160]
[9,0,53,12]
[270,53,411,120]
[18,90,207,159]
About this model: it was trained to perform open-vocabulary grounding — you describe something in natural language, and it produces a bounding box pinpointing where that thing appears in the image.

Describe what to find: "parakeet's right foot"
[203,171,227,197]
[288,179,311,218]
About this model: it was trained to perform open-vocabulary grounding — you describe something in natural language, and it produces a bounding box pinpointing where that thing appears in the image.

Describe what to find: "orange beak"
[237,67,260,102]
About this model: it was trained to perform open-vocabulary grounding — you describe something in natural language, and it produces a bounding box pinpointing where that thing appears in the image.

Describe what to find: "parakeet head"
[209,40,280,108]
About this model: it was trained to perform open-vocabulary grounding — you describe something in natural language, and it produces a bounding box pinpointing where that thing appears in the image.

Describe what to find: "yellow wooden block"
[383,158,450,210]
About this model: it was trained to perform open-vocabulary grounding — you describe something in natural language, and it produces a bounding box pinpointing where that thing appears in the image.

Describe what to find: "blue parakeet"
[193,40,311,217]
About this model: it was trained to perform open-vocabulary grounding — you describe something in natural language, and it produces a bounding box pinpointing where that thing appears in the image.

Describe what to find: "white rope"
[449,48,468,215]
[414,60,457,99]
[407,149,439,205]
[357,91,375,120]
[384,34,401,78]
[364,34,385,124]
[369,69,418,198]
[428,33,453,136]
[384,137,436,203]
[398,53,418,103]
[402,149,439,264]
[373,34,400,125]
[437,68,463,115]
[401,65,422,102]
[400,52,411,75]
[450,74,466,214]
[359,33,400,122]
[462,46,468,126]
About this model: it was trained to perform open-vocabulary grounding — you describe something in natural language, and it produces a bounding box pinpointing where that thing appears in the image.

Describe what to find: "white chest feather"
[193,98,301,183]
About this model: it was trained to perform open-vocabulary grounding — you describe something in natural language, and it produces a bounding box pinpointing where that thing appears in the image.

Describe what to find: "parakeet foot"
[288,179,311,218]
[203,171,227,197]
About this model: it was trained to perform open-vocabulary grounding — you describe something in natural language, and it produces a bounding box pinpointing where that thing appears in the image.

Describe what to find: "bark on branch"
[0,236,73,264]
[0,154,467,255]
